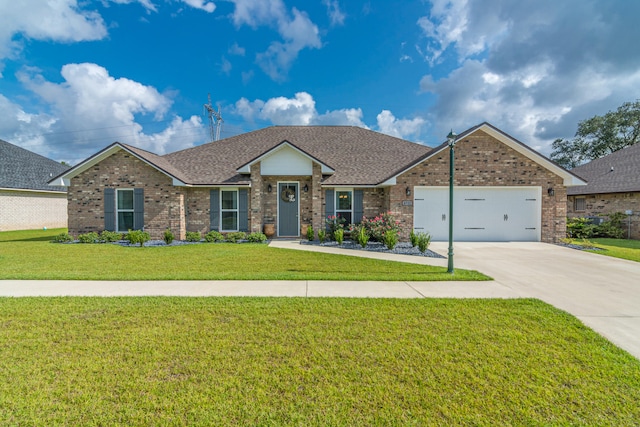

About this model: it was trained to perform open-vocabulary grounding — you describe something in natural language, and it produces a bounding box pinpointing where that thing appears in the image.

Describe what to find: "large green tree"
[550,100,640,168]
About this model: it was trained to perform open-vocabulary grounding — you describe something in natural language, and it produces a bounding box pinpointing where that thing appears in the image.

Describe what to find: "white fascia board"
[237,141,335,175]
[1,187,66,194]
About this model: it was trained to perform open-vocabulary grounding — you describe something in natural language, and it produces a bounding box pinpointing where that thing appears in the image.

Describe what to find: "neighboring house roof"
[0,139,69,192]
[567,142,640,195]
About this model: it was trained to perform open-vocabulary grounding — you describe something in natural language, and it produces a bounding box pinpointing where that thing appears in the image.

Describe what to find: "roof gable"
[0,139,69,192]
[568,142,640,195]
[48,143,189,187]
[236,140,335,174]
[386,122,585,187]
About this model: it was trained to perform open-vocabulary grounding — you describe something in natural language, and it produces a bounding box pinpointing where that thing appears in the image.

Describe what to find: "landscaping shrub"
[409,230,418,247]
[225,232,247,243]
[163,229,175,245]
[326,215,346,240]
[334,228,344,245]
[416,232,431,253]
[204,230,224,242]
[567,213,626,239]
[100,230,122,243]
[351,223,370,248]
[247,232,267,243]
[78,232,99,244]
[52,233,73,243]
[125,230,150,247]
[361,212,401,242]
[318,229,326,243]
[306,225,314,241]
[383,229,398,250]
[185,231,201,242]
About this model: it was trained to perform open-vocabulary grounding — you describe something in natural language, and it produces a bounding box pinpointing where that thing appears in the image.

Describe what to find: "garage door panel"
[413,187,541,242]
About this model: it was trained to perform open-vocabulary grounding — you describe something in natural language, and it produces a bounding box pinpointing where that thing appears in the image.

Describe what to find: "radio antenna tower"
[204,94,223,141]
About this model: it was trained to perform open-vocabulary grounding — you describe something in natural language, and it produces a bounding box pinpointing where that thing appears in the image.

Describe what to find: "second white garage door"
[413,186,541,242]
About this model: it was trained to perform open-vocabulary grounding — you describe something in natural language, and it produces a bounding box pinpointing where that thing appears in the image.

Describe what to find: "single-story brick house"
[50,122,585,242]
[567,142,640,239]
[1,139,70,231]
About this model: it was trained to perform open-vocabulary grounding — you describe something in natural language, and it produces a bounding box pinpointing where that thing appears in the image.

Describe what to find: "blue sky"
[1,0,639,164]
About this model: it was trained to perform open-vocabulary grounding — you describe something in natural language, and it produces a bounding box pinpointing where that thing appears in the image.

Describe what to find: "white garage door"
[413,187,541,242]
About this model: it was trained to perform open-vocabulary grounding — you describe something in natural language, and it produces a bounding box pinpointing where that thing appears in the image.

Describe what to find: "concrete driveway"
[428,241,640,360]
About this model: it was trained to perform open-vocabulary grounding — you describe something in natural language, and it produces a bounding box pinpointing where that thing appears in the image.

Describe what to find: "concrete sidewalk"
[1,240,638,360]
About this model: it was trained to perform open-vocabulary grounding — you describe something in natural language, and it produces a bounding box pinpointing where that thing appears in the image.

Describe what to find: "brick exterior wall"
[0,190,67,231]
[568,193,640,239]
[67,133,570,242]
[393,130,567,243]
[68,150,186,240]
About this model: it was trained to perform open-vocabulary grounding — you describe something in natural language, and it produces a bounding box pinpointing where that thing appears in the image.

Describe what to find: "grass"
[0,229,489,281]
[567,238,640,262]
[0,297,638,426]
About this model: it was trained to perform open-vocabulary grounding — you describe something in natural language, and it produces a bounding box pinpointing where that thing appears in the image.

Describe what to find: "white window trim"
[574,197,586,212]
[220,188,239,232]
[335,188,354,223]
[116,188,134,232]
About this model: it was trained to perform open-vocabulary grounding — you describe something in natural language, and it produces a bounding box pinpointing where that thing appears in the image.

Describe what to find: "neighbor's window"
[574,197,586,212]
[335,190,353,224]
[116,189,134,232]
[221,190,239,231]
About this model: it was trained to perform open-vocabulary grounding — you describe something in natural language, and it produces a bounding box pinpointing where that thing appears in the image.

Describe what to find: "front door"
[278,182,299,236]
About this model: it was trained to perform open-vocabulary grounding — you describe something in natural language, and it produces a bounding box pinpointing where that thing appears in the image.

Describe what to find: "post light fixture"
[406,186,411,197]
[303,184,309,192]
[447,130,458,274]
[267,183,272,193]
[547,187,555,197]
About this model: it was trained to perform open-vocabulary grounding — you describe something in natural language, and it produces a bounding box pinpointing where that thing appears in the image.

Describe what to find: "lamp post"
[447,130,457,274]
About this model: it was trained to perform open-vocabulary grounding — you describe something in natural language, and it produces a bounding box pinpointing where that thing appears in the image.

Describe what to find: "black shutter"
[133,188,144,230]
[238,189,248,232]
[104,188,115,231]
[354,189,364,223]
[210,189,219,231]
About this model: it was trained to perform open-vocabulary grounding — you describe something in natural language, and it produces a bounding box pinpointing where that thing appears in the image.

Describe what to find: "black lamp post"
[447,130,457,274]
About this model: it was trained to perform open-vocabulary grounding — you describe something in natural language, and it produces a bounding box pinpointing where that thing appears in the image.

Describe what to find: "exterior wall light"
[406,187,411,197]
[267,184,272,193]
[548,187,555,197]
[303,184,309,192]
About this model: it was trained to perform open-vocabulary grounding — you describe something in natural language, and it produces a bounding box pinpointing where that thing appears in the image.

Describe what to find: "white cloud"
[180,0,216,13]
[417,0,640,153]
[323,0,346,27]
[230,0,321,80]
[0,0,107,60]
[229,42,245,56]
[232,92,428,140]
[12,63,205,162]
[376,110,425,140]
[0,94,57,157]
[108,0,158,12]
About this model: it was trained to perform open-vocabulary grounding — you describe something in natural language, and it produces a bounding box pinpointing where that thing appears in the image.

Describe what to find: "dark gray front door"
[278,183,299,236]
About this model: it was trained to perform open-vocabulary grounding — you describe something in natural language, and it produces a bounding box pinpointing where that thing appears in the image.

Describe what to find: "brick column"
[250,163,263,233]
[311,163,323,236]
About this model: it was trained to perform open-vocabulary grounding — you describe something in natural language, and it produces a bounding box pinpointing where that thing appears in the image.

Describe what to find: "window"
[335,190,353,224]
[574,197,586,212]
[116,189,134,232]
[221,190,238,231]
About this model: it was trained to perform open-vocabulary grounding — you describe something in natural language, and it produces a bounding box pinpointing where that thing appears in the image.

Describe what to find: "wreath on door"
[280,187,296,203]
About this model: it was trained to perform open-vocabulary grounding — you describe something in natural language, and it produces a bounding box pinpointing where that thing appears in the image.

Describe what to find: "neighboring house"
[50,123,585,242]
[567,143,640,239]
[0,139,70,231]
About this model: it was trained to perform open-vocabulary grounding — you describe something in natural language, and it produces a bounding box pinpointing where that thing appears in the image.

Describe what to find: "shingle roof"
[163,126,432,186]
[0,139,70,192]
[567,143,640,195]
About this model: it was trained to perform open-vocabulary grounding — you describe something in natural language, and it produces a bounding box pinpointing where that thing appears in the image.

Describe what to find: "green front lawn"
[0,229,488,281]
[1,298,638,426]
[568,238,640,262]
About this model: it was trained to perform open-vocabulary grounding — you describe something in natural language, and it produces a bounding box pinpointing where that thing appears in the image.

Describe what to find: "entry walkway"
[1,240,638,359]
